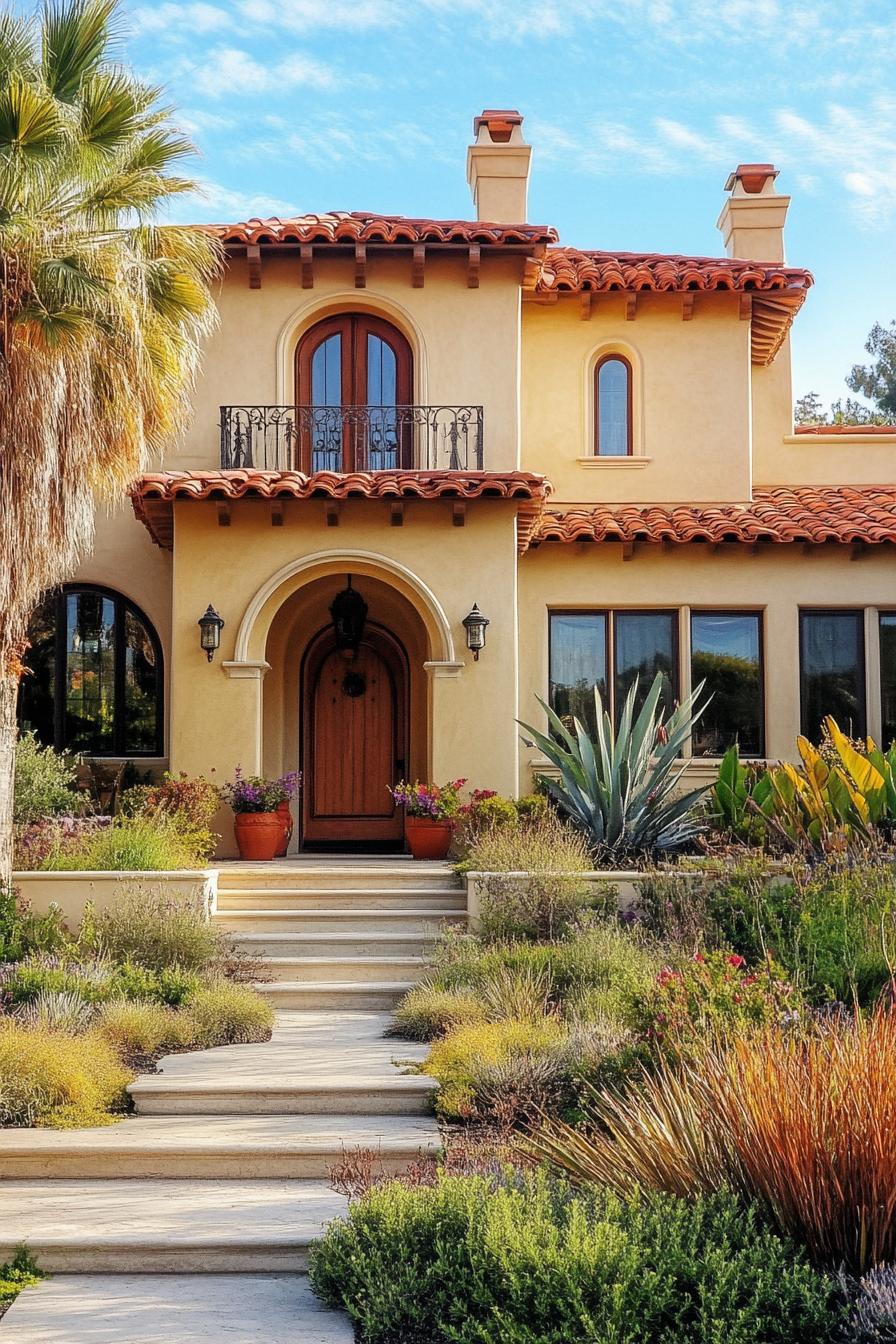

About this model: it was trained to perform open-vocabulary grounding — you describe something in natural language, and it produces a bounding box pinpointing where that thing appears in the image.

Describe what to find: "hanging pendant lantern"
[330,577,368,659]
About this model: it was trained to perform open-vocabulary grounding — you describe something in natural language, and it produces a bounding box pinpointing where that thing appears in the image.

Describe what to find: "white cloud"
[162,177,300,223]
[130,2,232,37]
[236,0,400,31]
[193,45,337,97]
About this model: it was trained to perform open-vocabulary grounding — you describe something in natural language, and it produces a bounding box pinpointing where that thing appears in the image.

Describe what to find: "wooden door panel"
[302,630,406,845]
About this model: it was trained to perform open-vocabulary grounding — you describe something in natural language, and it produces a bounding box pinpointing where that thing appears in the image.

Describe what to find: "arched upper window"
[18,586,163,756]
[594,355,632,457]
[295,313,413,472]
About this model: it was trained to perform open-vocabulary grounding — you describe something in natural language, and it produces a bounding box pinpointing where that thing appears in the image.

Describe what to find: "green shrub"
[392,982,486,1040]
[424,1017,566,1119]
[0,1019,131,1127]
[0,954,201,1009]
[0,885,69,962]
[793,864,896,1006]
[41,814,210,871]
[0,1247,45,1317]
[310,1171,842,1344]
[94,999,190,1063]
[632,949,803,1052]
[79,888,224,973]
[184,981,274,1048]
[13,732,79,825]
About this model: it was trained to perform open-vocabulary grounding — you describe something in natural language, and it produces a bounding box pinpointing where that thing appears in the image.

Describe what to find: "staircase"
[215,860,466,1011]
[0,860,465,1340]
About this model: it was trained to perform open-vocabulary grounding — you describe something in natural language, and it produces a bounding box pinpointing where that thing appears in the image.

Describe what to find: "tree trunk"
[0,675,18,890]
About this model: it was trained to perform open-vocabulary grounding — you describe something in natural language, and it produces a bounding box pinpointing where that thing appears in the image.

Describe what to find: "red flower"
[692,952,706,964]
[728,954,746,969]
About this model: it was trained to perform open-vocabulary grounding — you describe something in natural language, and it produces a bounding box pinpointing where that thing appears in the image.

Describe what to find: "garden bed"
[11,870,218,924]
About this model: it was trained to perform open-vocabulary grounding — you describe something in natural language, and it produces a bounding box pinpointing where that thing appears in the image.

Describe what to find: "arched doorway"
[301,621,409,847]
[295,313,413,472]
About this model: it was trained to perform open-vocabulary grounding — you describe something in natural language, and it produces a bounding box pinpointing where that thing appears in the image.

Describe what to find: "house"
[17,110,896,853]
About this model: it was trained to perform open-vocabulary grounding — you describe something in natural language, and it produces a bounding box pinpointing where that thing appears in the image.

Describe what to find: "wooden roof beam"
[467,244,480,289]
[412,243,425,288]
[354,243,367,288]
[246,244,261,289]
[300,244,313,289]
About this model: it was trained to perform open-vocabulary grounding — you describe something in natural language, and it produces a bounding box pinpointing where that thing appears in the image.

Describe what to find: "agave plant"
[519,673,709,859]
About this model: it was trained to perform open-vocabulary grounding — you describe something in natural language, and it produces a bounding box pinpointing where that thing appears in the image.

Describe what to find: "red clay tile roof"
[205,212,557,248]
[536,249,811,296]
[530,487,896,549]
[534,249,813,366]
[131,469,550,551]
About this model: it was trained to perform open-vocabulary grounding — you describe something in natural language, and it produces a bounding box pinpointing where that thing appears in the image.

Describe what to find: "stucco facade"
[29,109,896,854]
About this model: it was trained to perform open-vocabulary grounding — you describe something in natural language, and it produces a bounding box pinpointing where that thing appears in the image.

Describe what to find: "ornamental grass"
[530,1006,896,1273]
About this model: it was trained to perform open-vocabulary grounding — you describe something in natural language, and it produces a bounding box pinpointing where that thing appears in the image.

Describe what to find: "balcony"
[220,405,484,474]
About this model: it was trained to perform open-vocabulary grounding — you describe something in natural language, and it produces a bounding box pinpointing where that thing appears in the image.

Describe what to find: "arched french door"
[295,314,414,472]
[301,622,409,846]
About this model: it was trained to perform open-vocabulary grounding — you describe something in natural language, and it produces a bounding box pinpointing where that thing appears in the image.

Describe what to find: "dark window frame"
[548,608,679,728]
[594,353,633,457]
[689,608,765,758]
[21,583,164,757]
[799,607,866,742]
[878,610,896,747]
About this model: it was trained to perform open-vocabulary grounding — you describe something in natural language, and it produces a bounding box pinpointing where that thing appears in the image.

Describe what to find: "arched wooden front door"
[295,313,413,472]
[301,624,408,846]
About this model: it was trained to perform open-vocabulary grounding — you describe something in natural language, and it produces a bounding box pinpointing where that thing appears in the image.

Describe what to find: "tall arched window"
[18,586,163,756]
[296,313,413,472]
[594,354,632,457]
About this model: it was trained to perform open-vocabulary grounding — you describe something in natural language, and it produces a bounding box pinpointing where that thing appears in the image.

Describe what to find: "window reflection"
[596,357,631,456]
[691,612,763,756]
[799,610,865,741]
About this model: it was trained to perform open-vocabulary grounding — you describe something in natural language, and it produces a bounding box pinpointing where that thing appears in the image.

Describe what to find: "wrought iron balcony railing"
[220,405,484,473]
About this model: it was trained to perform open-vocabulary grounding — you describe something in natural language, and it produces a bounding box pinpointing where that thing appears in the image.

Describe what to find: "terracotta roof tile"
[130,469,550,552]
[534,248,813,367]
[530,487,896,549]
[204,212,557,248]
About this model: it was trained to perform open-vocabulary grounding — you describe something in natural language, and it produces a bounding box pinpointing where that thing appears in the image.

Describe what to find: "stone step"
[0,1274,355,1343]
[255,981,416,1010]
[260,956,426,984]
[0,1179,344,1272]
[129,1075,435,1117]
[215,887,466,911]
[0,1115,439,1180]
[232,930,438,958]
[217,864,456,893]
[215,908,466,936]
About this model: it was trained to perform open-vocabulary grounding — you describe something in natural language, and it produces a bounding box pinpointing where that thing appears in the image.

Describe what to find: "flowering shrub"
[141,772,220,829]
[389,778,466,820]
[13,816,110,870]
[635,949,803,1050]
[220,767,301,814]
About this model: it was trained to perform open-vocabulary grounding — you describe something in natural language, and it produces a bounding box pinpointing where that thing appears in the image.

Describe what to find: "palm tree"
[0,0,220,881]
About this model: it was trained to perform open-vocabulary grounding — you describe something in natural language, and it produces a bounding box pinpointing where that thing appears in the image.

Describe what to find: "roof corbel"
[354,243,367,289]
[467,244,480,289]
[681,293,696,321]
[412,244,425,288]
[625,293,637,321]
[246,244,261,289]
[300,244,313,289]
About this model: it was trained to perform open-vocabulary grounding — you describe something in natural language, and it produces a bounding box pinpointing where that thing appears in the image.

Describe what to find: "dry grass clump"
[80,888,228,973]
[391,982,486,1041]
[185,982,274,1048]
[531,1006,896,1273]
[93,999,191,1065]
[0,1019,131,1128]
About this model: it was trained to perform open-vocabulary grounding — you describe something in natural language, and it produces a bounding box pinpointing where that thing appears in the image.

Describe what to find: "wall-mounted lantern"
[198,604,225,662]
[462,603,489,661]
[330,577,368,659]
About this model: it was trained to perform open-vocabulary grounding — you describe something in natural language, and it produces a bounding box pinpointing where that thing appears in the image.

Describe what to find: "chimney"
[716,164,790,263]
[466,109,531,222]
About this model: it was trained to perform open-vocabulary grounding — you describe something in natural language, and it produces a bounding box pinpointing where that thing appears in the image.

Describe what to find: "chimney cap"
[724,163,779,194]
[473,109,524,143]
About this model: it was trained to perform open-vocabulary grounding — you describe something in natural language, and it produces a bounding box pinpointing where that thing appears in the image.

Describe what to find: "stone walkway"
[0,862,456,1340]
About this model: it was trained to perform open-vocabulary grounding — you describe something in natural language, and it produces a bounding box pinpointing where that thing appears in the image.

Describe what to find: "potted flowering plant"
[389,779,466,860]
[220,769,302,861]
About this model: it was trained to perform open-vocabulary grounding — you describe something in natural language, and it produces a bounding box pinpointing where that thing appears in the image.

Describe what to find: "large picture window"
[18,586,163,756]
[549,610,677,733]
[799,609,865,741]
[691,611,763,756]
[880,613,896,746]
[594,355,632,456]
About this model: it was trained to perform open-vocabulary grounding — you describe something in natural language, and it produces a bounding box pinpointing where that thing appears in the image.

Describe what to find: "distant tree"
[847,321,896,418]
[795,321,896,426]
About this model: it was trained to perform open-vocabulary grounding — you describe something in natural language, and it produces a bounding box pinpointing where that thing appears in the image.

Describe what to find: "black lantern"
[462,603,489,660]
[198,604,225,662]
[330,577,368,659]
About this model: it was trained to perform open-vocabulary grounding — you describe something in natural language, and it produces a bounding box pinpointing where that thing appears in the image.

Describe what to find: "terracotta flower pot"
[275,800,294,858]
[234,812,282,862]
[405,815,454,861]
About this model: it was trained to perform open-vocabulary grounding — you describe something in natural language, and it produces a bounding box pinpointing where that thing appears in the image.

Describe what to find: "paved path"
[0,861,458,1340]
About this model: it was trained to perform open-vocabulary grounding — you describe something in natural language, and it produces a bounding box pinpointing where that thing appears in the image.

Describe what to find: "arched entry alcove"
[261,571,434,851]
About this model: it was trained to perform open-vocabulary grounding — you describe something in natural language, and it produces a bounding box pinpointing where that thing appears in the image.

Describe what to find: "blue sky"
[117,0,896,405]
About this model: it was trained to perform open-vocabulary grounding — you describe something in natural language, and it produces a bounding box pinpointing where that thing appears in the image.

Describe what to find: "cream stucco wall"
[520,293,753,503]
[169,252,523,473]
